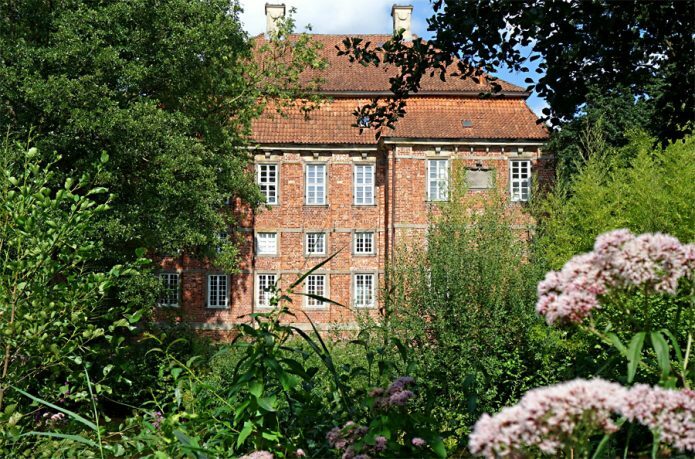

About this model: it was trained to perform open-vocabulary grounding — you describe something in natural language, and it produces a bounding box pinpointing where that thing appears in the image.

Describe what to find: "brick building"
[157,4,551,336]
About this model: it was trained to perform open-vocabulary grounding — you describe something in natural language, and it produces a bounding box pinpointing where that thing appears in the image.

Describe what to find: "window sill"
[304,305,329,310]
[353,204,377,207]
[303,204,329,208]
[305,253,327,258]
[256,254,278,258]
[353,253,376,257]
[205,306,229,310]
[354,305,376,309]
[157,304,180,308]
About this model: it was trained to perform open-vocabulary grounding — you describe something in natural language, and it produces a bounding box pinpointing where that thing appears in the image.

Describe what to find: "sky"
[238,0,547,116]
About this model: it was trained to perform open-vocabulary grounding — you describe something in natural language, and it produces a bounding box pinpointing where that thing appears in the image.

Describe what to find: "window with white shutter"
[256,232,278,255]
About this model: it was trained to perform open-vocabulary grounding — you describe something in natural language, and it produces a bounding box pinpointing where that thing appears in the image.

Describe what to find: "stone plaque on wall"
[466,169,494,189]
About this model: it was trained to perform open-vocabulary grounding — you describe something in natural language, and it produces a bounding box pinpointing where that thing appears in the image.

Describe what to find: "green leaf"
[279,371,300,391]
[627,332,646,383]
[661,329,684,368]
[22,431,99,448]
[249,381,263,398]
[430,436,447,458]
[606,332,627,355]
[650,331,671,378]
[100,151,109,163]
[257,396,277,412]
[237,421,254,448]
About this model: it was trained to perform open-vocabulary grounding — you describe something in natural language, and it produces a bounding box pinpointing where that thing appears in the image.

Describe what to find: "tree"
[547,85,654,181]
[0,0,324,264]
[339,0,694,142]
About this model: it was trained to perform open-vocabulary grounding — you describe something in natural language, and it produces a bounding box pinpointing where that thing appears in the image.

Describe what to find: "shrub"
[535,130,695,270]
[383,184,578,450]
[0,144,147,451]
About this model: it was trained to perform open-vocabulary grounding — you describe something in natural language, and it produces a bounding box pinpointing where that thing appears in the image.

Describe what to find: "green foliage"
[0,143,147,450]
[547,88,655,182]
[0,0,325,266]
[339,0,694,143]
[536,131,695,270]
[383,184,578,450]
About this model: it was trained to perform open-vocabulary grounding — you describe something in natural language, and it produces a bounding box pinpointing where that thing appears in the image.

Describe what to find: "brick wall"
[156,142,553,335]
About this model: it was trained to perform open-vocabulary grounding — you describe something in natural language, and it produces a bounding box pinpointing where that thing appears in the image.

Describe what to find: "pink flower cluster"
[469,379,695,458]
[537,229,694,324]
[622,385,695,452]
[239,452,273,459]
[327,421,385,459]
[370,376,416,409]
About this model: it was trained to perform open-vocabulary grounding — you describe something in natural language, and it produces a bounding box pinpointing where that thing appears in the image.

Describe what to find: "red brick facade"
[157,33,552,335]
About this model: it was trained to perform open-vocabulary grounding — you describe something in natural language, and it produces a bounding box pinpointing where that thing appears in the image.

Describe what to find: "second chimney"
[391,4,413,41]
[265,3,286,37]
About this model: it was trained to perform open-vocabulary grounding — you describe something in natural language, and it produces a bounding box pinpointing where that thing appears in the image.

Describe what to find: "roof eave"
[309,90,530,98]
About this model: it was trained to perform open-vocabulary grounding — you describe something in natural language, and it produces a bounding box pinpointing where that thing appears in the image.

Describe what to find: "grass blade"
[13,386,97,431]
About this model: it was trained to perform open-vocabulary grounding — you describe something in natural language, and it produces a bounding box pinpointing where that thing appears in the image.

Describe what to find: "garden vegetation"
[1,0,694,458]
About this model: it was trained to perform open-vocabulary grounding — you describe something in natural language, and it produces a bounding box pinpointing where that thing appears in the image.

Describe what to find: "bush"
[383,183,578,450]
[0,144,147,451]
[535,130,695,270]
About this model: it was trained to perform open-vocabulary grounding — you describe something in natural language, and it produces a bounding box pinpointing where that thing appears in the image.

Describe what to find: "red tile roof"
[251,97,548,144]
[253,34,527,94]
[250,34,547,144]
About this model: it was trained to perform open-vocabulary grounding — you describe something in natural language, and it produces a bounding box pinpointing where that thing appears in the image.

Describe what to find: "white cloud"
[238,0,433,36]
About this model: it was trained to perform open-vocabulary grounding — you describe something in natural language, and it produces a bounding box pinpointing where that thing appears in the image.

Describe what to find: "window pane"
[355,232,374,254]
[510,160,531,202]
[354,165,374,205]
[208,275,228,308]
[258,164,278,205]
[307,233,326,254]
[354,274,375,307]
[159,273,179,307]
[306,164,326,205]
[427,160,449,201]
[257,274,276,308]
[306,275,326,307]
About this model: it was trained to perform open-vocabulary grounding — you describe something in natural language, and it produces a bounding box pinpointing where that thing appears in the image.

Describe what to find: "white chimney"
[391,4,413,41]
[265,3,286,37]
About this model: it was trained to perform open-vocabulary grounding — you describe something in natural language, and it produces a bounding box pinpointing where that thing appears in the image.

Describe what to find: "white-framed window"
[256,232,278,255]
[256,273,277,308]
[305,164,326,205]
[207,274,228,309]
[354,232,375,255]
[427,159,449,201]
[305,274,326,308]
[353,273,376,308]
[354,164,375,205]
[257,164,278,205]
[305,232,326,255]
[158,273,179,307]
[510,160,531,202]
